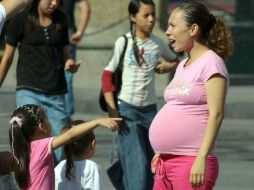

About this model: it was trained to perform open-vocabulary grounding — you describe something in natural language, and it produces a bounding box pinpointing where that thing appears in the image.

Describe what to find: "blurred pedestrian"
[62,0,91,122]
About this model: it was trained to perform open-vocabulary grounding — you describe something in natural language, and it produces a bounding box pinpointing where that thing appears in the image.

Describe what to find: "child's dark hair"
[128,0,155,66]
[177,1,233,59]
[62,120,95,180]
[9,104,45,189]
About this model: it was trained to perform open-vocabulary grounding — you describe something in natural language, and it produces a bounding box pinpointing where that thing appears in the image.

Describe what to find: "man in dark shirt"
[62,0,91,121]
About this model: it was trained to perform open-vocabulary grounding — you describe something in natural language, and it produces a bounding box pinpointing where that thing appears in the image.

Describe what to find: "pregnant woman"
[149,1,233,190]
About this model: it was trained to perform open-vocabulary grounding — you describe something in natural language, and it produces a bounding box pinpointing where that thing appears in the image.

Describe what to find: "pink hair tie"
[9,117,23,127]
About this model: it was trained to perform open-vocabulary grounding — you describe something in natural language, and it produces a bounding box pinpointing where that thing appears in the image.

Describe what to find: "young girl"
[0,0,82,163]
[9,104,120,190]
[102,0,178,189]
[149,1,233,189]
[55,120,104,190]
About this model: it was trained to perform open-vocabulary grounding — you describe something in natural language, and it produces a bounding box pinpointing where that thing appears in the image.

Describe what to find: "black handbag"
[106,133,124,190]
[99,35,128,112]
[107,159,124,190]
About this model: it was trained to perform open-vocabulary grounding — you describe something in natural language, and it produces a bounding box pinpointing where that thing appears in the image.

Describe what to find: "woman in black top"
[0,0,81,162]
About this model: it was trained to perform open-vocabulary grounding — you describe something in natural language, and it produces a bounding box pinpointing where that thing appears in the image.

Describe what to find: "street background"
[1,0,254,189]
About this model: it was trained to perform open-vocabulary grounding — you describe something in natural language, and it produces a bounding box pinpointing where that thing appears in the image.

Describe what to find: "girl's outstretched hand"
[96,118,122,132]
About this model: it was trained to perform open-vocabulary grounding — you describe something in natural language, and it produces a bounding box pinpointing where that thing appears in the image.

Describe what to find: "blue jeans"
[64,70,74,117]
[118,100,156,190]
[16,89,67,162]
[64,33,76,117]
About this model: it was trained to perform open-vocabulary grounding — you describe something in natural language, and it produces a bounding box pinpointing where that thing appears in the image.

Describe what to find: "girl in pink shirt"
[9,104,120,190]
[149,1,233,190]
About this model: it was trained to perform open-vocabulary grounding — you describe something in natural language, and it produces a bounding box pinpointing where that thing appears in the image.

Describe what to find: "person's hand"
[190,156,206,188]
[108,109,120,118]
[155,61,176,74]
[96,118,122,132]
[64,59,82,73]
[151,153,160,174]
[70,31,83,45]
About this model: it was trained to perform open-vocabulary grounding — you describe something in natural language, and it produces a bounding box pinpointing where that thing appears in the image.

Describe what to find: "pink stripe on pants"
[153,154,219,190]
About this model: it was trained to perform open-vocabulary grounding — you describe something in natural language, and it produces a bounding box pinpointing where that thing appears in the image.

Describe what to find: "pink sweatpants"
[153,154,219,190]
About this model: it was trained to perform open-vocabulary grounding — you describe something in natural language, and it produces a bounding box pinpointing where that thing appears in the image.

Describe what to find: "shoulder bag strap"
[118,34,128,71]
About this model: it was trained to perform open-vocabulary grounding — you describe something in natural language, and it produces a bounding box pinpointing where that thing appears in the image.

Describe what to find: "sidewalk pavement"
[0,85,254,190]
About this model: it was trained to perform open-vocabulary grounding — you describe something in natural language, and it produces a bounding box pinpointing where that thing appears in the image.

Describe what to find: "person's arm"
[155,38,179,74]
[190,74,227,188]
[63,45,82,73]
[0,0,32,19]
[70,0,91,44]
[154,59,178,74]
[101,36,126,117]
[104,91,120,117]
[52,118,121,150]
[102,70,120,117]
[0,44,16,87]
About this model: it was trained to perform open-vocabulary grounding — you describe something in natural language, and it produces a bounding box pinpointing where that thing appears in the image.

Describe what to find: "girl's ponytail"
[177,1,234,60]
[9,117,31,189]
[128,0,155,66]
[64,142,74,180]
[130,21,141,66]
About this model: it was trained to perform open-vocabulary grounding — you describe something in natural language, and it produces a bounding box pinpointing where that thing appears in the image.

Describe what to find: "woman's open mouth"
[169,39,176,47]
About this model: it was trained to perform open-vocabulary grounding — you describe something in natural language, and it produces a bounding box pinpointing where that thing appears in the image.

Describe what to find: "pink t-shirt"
[149,50,228,156]
[27,137,55,190]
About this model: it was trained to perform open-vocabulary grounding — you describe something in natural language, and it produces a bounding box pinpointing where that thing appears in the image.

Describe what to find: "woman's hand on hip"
[151,153,160,174]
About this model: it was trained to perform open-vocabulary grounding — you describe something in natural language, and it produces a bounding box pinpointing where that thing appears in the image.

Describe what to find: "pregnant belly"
[149,104,207,155]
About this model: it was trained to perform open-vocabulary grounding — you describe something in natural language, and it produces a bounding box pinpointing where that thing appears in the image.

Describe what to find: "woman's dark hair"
[25,0,67,32]
[177,1,233,59]
[9,104,45,189]
[128,0,155,66]
[62,120,95,180]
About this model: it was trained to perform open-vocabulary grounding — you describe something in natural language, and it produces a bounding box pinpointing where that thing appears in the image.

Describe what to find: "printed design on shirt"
[129,47,159,67]
[165,79,192,96]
